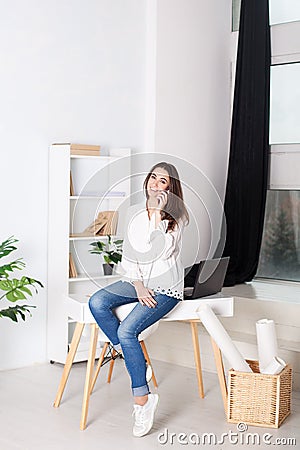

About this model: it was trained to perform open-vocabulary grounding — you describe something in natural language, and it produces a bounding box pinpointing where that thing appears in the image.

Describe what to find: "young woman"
[89,162,189,437]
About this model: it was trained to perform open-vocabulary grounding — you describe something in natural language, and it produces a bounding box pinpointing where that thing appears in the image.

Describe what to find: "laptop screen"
[184,257,230,299]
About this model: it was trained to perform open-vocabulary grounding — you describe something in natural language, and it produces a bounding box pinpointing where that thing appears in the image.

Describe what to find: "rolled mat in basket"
[260,356,287,375]
[256,318,278,371]
[196,304,252,372]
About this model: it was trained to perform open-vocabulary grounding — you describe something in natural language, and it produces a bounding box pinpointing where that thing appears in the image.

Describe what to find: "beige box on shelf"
[52,143,101,156]
[227,359,292,428]
[70,144,100,156]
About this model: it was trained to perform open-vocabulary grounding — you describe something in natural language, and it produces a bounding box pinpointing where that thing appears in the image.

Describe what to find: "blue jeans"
[89,280,179,397]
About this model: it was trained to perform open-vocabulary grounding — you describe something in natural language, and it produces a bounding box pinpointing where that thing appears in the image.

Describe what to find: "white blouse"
[117,203,185,300]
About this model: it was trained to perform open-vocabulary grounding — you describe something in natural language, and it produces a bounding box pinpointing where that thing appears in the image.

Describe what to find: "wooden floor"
[0,359,299,450]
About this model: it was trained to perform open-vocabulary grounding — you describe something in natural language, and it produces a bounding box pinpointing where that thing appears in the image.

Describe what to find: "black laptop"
[183,257,230,299]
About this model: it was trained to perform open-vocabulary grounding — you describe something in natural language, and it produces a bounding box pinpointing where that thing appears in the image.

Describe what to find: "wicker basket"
[227,359,292,428]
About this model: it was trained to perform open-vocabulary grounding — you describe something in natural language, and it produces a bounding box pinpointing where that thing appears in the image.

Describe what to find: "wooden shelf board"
[70,195,126,200]
[70,155,117,160]
[69,274,121,282]
[69,235,121,241]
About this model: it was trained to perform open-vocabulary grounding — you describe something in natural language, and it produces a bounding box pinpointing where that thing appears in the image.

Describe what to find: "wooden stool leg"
[90,342,109,394]
[107,348,116,383]
[53,322,85,408]
[190,321,204,398]
[80,324,99,430]
[210,337,228,415]
[140,340,158,388]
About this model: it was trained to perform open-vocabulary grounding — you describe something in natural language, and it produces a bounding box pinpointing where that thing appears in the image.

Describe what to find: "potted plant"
[89,235,123,275]
[0,236,44,322]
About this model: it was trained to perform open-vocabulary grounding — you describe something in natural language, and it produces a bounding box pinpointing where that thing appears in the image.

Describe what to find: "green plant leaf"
[0,237,44,323]
[103,255,111,264]
[0,277,44,302]
[23,276,44,290]
[7,290,26,301]
[89,236,122,265]
[0,304,36,322]
[89,241,106,253]
[0,259,26,279]
[0,236,18,259]
[105,253,120,264]
[19,286,33,296]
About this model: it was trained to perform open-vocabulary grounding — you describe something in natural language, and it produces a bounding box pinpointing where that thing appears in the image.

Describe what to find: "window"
[258,63,300,282]
[231,1,300,283]
[270,63,300,144]
[232,0,300,31]
[232,0,241,31]
[270,0,300,26]
[257,190,300,282]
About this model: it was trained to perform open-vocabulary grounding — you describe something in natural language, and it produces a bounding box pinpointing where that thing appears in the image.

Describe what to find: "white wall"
[0,0,146,369]
[153,0,232,264]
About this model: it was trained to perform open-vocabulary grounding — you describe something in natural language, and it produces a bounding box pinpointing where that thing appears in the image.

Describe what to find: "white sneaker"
[132,393,159,437]
[146,364,153,383]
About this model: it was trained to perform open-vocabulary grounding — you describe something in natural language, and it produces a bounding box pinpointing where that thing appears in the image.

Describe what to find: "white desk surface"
[64,293,234,324]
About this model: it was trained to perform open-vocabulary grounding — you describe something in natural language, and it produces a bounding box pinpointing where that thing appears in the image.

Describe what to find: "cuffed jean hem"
[132,384,150,397]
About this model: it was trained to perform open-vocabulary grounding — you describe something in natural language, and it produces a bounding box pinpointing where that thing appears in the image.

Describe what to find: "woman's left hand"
[133,281,157,308]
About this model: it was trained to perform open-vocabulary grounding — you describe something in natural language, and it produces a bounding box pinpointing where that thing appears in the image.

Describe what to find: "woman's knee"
[89,289,109,314]
[117,321,137,342]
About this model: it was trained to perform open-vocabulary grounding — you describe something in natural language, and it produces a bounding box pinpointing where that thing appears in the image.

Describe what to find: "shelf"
[69,274,121,282]
[70,195,126,200]
[48,144,131,363]
[69,234,121,241]
[70,155,117,161]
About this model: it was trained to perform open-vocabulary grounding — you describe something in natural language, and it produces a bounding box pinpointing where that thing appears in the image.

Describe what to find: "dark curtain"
[222,0,271,286]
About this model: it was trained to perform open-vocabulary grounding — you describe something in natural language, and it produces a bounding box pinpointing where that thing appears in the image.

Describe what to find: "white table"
[54,293,234,429]
[65,292,233,323]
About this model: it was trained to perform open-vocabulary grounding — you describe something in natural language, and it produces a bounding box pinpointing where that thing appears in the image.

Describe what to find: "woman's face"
[147,167,170,198]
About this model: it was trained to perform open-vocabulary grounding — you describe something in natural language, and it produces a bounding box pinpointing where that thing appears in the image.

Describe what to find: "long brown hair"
[143,162,189,231]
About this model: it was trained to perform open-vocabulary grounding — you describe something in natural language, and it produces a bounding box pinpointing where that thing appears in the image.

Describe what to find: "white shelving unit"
[47,144,131,363]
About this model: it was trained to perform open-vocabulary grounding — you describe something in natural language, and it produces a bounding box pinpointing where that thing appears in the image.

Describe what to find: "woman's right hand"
[147,189,168,211]
[133,281,157,308]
